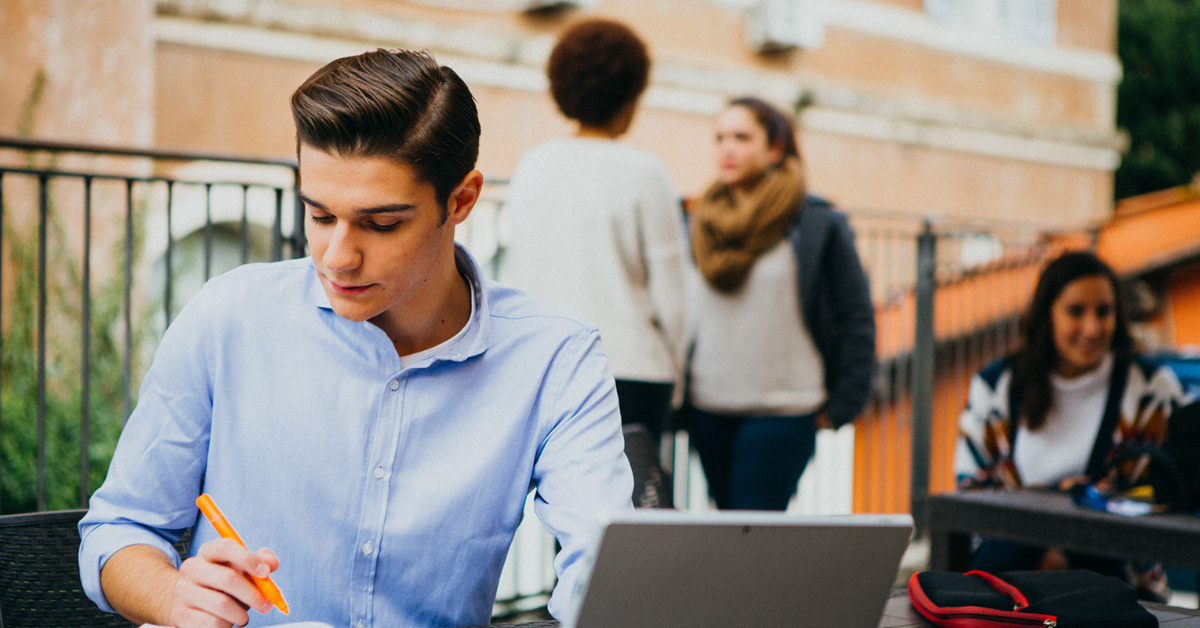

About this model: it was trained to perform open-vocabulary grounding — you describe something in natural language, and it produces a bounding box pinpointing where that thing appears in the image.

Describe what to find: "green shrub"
[1,200,145,514]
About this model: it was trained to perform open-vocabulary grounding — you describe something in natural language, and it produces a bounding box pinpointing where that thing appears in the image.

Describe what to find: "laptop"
[566,510,913,628]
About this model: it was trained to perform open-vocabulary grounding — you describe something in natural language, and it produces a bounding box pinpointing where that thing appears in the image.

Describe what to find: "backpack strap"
[1086,355,1132,481]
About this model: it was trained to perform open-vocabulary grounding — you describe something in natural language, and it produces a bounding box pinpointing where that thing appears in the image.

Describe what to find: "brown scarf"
[690,157,806,292]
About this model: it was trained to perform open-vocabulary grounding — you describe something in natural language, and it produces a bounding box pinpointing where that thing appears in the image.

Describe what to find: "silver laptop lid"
[569,511,913,628]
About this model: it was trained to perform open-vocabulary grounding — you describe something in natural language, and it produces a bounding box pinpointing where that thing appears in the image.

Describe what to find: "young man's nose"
[323,225,361,272]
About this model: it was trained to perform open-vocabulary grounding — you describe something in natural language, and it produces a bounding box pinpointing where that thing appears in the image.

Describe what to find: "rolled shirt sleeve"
[78,282,218,612]
[531,329,635,619]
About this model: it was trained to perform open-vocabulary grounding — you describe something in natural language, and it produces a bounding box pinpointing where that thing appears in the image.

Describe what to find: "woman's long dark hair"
[1013,250,1134,430]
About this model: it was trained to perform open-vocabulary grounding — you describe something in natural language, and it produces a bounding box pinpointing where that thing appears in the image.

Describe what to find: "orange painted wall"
[853,190,1200,514]
[852,338,1016,513]
[853,256,1046,513]
[1170,259,1200,348]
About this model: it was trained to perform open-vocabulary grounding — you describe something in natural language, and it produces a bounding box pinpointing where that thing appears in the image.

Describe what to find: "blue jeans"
[684,406,817,511]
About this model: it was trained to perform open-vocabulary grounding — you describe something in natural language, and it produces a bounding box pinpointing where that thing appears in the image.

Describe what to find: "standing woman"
[684,97,876,511]
[503,19,688,448]
[956,251,1189,586]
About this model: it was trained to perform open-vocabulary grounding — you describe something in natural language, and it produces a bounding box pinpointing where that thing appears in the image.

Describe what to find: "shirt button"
[389,379,399,391]
[362,541,373,555]
[356,621,365,628]
[373,466,384,479]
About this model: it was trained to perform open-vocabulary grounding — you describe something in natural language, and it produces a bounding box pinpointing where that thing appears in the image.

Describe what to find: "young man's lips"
[329,280,372,296]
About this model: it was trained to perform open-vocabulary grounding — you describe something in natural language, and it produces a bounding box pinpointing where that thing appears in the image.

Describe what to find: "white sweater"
[501,137,688,383]
[687,240,826,416]
[1014,353,1113,486]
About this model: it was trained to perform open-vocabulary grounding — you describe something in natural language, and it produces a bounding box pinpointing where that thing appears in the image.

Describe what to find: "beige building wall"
[0,0,154,145]
[1,0,157,295]
[147,0,1121,229]
[3,0,1122,230]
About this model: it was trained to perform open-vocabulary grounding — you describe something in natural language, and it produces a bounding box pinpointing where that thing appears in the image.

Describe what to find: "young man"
[78,49,634,628]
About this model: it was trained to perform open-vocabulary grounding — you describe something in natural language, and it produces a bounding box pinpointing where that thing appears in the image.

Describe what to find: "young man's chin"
[326,296,379,323]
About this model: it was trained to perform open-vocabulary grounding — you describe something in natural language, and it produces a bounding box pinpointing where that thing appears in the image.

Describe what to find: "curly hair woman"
[502,19,688,452]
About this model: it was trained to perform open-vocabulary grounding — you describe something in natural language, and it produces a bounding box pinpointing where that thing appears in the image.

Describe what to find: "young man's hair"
[291,49,480,221]
[547,19,650,128]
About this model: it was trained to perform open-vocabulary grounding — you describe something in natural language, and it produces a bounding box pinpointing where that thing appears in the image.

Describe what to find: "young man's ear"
[445,170,484,226]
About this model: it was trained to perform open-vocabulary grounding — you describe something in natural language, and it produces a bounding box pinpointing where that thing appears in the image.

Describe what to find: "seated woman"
[955,250,1189,595]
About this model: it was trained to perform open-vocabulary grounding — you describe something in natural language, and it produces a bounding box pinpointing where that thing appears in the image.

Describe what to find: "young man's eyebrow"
[298,192,417,215]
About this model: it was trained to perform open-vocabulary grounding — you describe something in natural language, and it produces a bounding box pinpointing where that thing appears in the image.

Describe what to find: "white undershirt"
[1013,352,1113,487]
[398,277,476,368]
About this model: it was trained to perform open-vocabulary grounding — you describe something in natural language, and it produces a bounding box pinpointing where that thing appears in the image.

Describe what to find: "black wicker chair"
[0,509,135,628]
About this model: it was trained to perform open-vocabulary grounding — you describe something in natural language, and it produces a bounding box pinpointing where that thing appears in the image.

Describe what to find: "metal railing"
[0,137,301,514]
[0,136,1071,612]
[851,213,1059,526]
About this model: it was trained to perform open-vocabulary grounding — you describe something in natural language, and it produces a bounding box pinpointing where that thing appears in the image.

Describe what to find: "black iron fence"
[0,135,1085,611]
[0,136,1070,520]
[0,136,301,514]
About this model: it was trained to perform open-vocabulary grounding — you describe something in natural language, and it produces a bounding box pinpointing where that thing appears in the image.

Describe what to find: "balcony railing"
[0,136,302,516]
[0,135,1070,614]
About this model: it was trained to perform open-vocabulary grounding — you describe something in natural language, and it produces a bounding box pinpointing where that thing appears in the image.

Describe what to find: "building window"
[744,0,827,52]
[999,0,1056,44]
[925,0,1057,44]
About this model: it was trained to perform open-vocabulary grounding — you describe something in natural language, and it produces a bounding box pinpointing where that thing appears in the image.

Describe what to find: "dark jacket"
[788,194,876,428]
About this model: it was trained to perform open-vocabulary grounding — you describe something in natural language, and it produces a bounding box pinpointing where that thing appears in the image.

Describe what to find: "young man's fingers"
[169,604,236,628]
[253,547,280,573]
[198,538,272,578]
[173,579,250,628]
[179,552,271,614]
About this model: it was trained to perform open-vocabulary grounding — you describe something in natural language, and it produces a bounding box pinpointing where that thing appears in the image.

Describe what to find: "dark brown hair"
[290,49,480,220]
[547,19,650,127]
[727,96,800,165]
[1014,250,1134,430]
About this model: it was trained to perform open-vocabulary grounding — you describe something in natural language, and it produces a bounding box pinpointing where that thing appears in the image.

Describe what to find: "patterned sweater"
[955,354,1190,488]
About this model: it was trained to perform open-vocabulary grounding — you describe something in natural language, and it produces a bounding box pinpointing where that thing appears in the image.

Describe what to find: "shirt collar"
[448,244,491,362]
[305,244,491,362]
[306,257,332,309]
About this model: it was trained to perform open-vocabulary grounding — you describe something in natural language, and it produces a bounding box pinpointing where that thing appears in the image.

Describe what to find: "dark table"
[928,489,1200,572]
[461,591,1200,627]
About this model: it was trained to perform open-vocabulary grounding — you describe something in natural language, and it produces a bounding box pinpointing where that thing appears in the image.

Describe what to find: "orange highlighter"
[195,493,290,614]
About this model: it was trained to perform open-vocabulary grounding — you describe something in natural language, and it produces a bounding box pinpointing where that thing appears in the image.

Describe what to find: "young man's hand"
[170,539,280,628]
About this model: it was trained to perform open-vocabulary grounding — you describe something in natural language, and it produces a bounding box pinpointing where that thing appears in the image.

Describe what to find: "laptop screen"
[568,511,913,628]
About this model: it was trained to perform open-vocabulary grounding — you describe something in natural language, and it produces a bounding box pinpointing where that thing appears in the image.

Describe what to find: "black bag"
[908,570,1157,627]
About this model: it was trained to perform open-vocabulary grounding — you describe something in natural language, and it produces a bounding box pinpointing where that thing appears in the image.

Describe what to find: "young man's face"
[299,144,475,335]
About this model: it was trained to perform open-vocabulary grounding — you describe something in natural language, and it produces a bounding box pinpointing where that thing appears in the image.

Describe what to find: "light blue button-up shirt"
[79,246,634,628]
